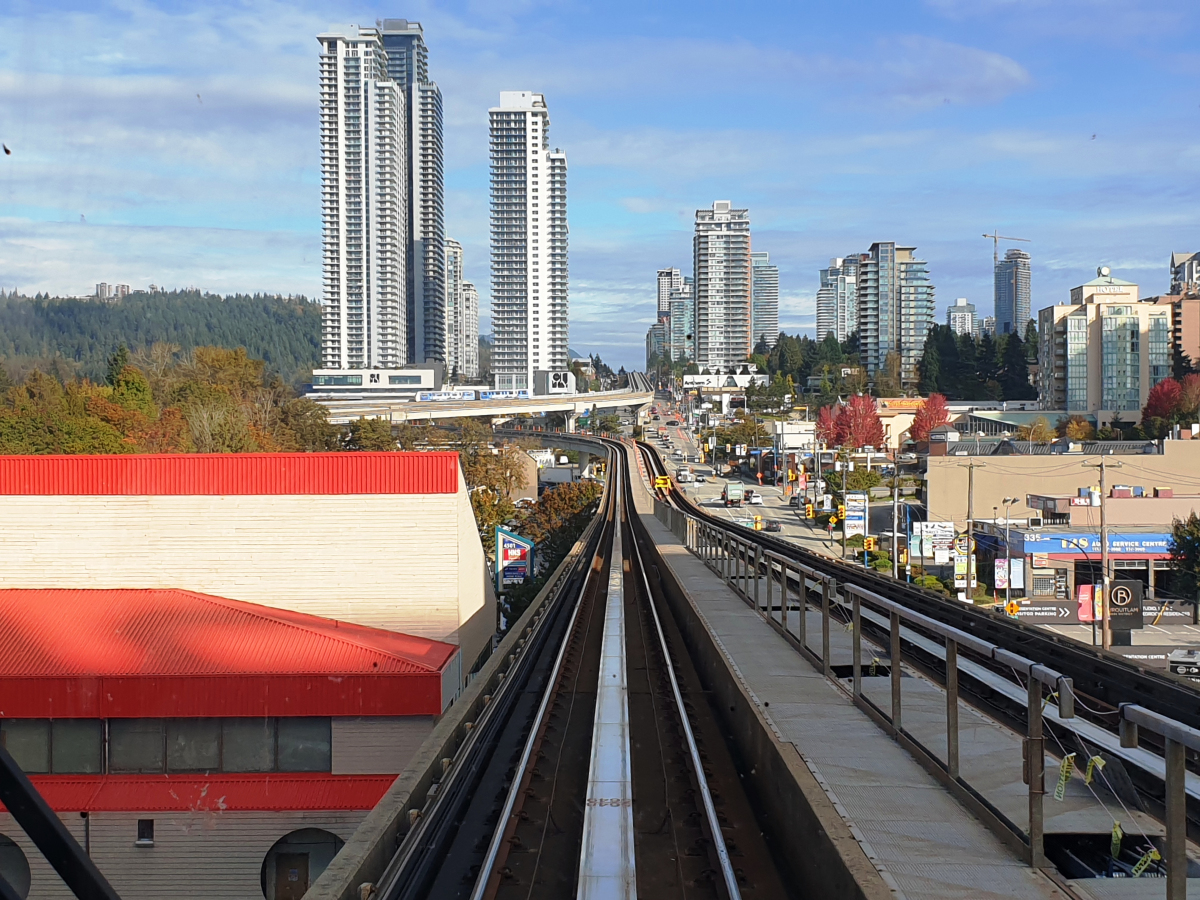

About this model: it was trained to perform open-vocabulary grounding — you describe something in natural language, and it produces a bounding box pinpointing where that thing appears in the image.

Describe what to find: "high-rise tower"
[317,25,407,370]
[994,248,1031,336]
[489,91,569,393]
[857,242,934,386]
[751,251,779,351]
[657,268,683,316]
[694,201,751,369]
[380,19,445,364]
[815,257,860,344]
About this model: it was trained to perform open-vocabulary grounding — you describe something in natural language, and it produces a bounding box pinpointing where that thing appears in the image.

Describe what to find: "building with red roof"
[0,452,496,678]
[0,588,458,899]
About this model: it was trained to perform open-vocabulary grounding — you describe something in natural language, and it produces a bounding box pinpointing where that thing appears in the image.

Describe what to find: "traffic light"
[804,503,814,519]
[863,537,877,551]
[837,504,846,519]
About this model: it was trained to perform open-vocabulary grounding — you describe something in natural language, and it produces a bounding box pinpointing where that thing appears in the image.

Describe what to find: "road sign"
[844,493,867,538]
[953,533,975,555]
[1005,600,1020,617]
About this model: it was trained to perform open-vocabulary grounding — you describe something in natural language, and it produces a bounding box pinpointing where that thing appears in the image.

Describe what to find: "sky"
[1,0,1199,371]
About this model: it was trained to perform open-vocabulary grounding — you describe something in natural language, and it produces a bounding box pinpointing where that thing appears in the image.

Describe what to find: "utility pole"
[1085,457,1122,650]
[958,461,986,600]
[892,452,900,580]
[841,448,849,560]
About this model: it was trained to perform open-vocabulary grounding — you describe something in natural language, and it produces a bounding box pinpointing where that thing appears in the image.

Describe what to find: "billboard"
[844,492,868,538]
[995,558,1025,591]
[1022,532,1172,557]
[496,527,535,590]
[912,522,955,561]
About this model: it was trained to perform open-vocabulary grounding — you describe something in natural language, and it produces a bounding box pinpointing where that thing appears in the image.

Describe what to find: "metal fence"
[655,498,1193,897]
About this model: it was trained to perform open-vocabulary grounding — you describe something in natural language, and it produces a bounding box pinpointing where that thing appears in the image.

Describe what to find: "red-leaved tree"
[910,393,950,443]
[835,394,885,448]
[816,404,841,444]
[1179,374,1200,419]
[1143,378,1182,424]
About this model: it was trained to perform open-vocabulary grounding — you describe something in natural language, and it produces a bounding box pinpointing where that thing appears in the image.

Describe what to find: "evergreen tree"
[1023,320,1039,361]
[106,345,130,387]
[918,333,941,396]
[978,332,1001,399]
[999,331,1035,400]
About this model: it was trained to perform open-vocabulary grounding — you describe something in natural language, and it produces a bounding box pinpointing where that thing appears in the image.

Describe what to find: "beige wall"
[0,810,363,900]
[0,475,494,672]
[1067,495,1200,527]
[925,441,1200,528]
[331,717,433,775]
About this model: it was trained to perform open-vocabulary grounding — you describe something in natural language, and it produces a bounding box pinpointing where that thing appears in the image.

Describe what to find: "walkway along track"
[376,439,793,899]
[635,439,1200,836]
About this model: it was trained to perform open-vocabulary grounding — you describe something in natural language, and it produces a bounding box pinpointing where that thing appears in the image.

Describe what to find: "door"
[275,853,309,900]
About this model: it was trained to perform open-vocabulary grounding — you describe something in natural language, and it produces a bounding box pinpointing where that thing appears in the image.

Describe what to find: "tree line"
[0,290,322,386]
[916,322,1038,401]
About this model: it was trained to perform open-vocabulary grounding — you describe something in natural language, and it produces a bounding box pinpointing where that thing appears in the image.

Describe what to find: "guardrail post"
[946,639,960,780]
[890,610,902,733]
[764,554,773,621]
[822,578,832,678]
[780,563,788,631]
[754,544,762,611]
[1166,737,1186,900]
[795,569,805,647]
[852,589,862,698]
[1027,672,1047,867]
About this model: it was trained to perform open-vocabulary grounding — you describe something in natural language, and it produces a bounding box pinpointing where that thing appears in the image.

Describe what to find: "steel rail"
[616,442,742,900]
[468,458,621,900]
[374,443,620,900]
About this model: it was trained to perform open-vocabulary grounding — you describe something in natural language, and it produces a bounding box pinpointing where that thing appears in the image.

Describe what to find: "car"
[747,493,764,506]
[788,495,801,507]
[763,520,783,532]
[898,452,918,462]
[667,420,679,426]
[696,475,707,483]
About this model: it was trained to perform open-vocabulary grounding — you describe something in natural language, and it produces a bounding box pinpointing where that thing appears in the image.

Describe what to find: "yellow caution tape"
[1054,753,1076,801]
[1085,755,1106,785]
[1111,822,1123,859]
[1132,847,1161,877]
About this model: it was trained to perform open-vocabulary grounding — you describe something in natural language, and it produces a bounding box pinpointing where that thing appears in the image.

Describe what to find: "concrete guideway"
[316,388,654,427]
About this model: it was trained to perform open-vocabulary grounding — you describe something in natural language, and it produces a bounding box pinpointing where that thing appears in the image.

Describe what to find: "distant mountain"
[0,290,321,384]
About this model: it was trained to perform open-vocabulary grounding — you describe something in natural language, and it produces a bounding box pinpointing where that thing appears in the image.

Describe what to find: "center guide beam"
[577,470,637,899]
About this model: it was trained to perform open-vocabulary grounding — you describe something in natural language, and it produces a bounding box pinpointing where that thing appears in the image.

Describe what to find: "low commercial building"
[0,452,495,675]
[925,438,1200,530]
[0,588,457,899]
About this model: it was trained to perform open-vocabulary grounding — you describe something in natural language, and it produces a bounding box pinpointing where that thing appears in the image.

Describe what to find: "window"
[277,719,332,772]
[166,719,220,772]
[136,819,154,847]
[1,720,49,774]
[388,375,423,385]
[52,720,103,774]
[312,375,363,386]
[110,720,164,773]
[222,718,275,772]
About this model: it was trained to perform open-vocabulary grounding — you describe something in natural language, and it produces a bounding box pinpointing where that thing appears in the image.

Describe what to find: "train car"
[415,390,477,402]
[480,390,532,401]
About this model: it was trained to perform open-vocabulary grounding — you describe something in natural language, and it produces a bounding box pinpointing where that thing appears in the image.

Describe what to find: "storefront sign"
[1022,532,1172,556]
[844,492,867,538]
[995,558,1025,591]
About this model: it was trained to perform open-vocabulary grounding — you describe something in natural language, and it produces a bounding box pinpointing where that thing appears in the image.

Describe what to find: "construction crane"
[983,231,1030,267]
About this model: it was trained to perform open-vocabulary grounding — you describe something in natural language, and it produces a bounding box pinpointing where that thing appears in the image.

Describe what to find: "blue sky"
[1,0,1198,370]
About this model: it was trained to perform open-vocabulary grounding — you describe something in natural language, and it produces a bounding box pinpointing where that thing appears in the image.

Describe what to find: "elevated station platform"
[639,509,1197,899]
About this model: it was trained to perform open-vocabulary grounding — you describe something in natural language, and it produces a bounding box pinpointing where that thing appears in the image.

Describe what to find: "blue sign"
[1021,532,1172,556]
[496,527,535,589]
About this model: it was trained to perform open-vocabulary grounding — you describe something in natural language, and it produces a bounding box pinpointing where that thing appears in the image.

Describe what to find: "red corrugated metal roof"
[0,590,456,717]
[3,774,395,812]
[0,452,459,495]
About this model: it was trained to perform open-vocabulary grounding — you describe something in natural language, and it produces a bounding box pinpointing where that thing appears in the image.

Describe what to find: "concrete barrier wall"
[634,513,893,900]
